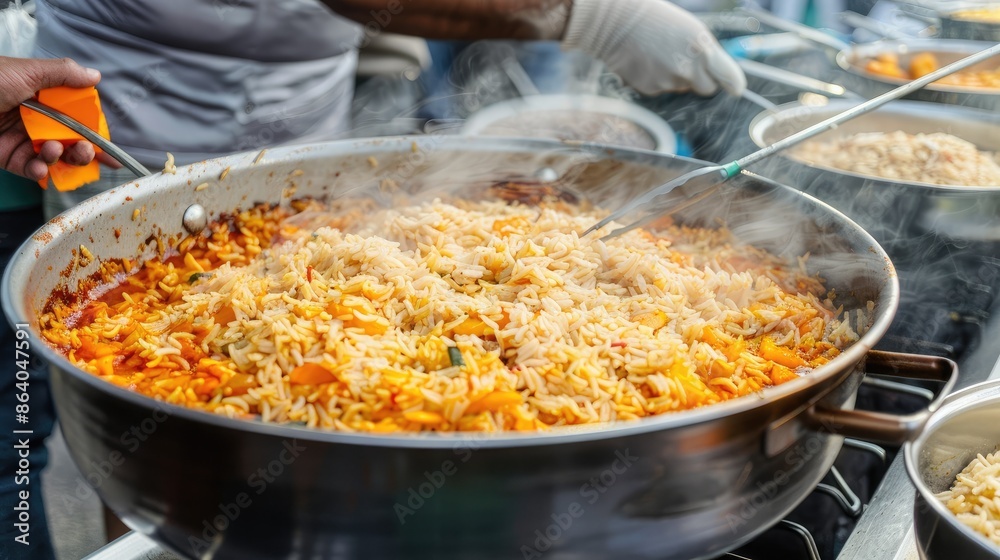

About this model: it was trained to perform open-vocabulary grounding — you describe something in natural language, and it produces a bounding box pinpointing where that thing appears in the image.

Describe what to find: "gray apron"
[33,0,362,216]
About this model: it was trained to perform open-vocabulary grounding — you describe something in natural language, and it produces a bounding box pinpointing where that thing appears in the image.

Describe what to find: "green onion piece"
[189,272,212,283]
[448,347,465,367]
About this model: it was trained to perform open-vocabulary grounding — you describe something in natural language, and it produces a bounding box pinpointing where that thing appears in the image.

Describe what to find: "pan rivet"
[182,204,208,234]
[535,168,558,182]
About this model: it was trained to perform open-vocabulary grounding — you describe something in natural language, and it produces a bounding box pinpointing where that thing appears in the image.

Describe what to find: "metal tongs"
[584,42,1000,240]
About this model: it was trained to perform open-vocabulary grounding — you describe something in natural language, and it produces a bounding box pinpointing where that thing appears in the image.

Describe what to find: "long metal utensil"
[738,58,862,99]
[739,7,851,52]
[739,88,780,112]
[20,98,152,177]
[838,10,912,40]
[584,41,1000,239]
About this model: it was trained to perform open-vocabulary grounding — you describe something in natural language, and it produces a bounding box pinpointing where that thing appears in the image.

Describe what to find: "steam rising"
[329,34,1000,357]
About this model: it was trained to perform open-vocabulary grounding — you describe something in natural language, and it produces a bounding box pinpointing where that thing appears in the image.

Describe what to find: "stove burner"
[717,439,888,560]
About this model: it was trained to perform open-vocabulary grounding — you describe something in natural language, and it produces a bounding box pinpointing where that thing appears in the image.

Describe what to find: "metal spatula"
[20,98,151,177]
[584,42,1000,240]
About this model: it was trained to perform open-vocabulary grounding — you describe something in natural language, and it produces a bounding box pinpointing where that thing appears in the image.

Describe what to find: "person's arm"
[323,0,571,41]
[321,0,746,96]
[0,57,107,181]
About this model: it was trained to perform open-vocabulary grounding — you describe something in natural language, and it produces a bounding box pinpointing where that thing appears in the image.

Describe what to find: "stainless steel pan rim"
[836,38,1000,96]
[904,379,1000,558]
[936,4,1000,42]
[747,99,1000,193]
[1,135,897,449]
[938,3,1000,19]
[460,94,679,155]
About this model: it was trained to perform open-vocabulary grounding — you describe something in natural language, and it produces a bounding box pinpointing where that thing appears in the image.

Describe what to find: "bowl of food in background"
[748,98,1000,242]
[936,4,1000,42]
[836,39,1000,112]
[462,94,678,154]
[905,378,1000,560]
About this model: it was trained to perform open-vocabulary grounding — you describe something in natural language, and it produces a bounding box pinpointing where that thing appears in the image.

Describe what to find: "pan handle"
[804,350,958,445]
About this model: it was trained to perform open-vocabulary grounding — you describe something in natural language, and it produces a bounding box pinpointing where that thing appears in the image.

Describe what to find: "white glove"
[561,0,746,96]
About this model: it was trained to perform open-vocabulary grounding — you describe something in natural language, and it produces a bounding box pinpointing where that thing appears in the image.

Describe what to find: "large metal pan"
[2,137,955,560]
[836,38,1000,111]
[905,378,1000,560]
[748,99,1000,242]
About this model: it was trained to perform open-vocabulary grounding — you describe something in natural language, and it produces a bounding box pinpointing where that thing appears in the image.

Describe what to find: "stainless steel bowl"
[748,99,1000,241]
[462,94,678,154]
[906,379,1000,560]
[937,5,1000,42]
[2,137,955,560]
[836,39,1000,112]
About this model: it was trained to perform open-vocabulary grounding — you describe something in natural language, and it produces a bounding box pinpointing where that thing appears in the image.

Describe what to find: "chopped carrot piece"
[492,216,528,234]
[702,326,721,346]
[93,343,120,359]
[868,60,908,79]
[710,359,736,378]
[454,317,492,337]
[466,391,523,414]
[670,360,718,406]
[221,373,256,395]
[633,310,668,330]
[909,52,939,79]
[195,378,219,396]
[403,410,445,425]
[327,300,389,335]
[213,305,236,325]
[759,337,807,369]
[724,338,746,362]
[770,364,800,385]
[289,363,337,385]
[95,355,115,377]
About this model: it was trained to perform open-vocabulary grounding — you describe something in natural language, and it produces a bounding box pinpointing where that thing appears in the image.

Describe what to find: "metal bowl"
[2,137,955,560]
[905,379,1000,560]
[461,94,677,154]
[938,4,1000,42]
[748,99,1000,241]
[836,39,1000,112]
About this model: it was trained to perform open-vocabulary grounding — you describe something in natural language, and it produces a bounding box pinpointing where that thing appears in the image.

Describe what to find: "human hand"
[561,0,746,96]
[0,56,115,181]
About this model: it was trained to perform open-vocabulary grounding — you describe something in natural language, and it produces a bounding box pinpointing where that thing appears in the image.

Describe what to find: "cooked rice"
[937,450,1000,546]
[40,198,859,433]
[163,152,177,175]
[793,131,1000,187]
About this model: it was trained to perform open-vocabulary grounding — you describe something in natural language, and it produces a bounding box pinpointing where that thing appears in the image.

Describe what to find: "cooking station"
[7,3,1000,560]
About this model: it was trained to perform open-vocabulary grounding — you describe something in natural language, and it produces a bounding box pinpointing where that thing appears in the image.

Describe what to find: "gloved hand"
[561,0,746,96]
